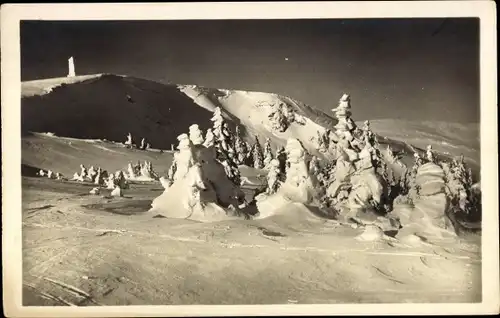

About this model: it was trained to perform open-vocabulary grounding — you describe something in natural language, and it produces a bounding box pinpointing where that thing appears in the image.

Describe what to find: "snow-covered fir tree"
[189,124,205,146]
[263,138,274,167]
[426,145,436,164]
[268,102,296,132]
[203,128,215,148]
[233,126,249,165]
[316,130,328,153]
[447,155,476,214]
[269,105,288,132]
[171,134,196,181]
[140,161,159,180]
[275,146,287,182]
[281,103,296,123]
[127,163,136,179]
[252,137,265,169]
[402,152,424,199]
[360,120,378,147]
[320,161,335,188]
[266,159,282,194]
[124,133,133,147]
[308,155,321,177]
[279,138,319,204]
[210,107,235,162]
[220,156,241,185]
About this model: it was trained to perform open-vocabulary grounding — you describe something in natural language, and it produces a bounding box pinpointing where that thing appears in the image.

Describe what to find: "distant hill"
[22,74,214,150]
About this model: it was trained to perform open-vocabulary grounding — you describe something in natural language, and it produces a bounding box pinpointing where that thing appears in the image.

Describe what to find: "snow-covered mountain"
[21,73,479,177]
[22,74,336,156]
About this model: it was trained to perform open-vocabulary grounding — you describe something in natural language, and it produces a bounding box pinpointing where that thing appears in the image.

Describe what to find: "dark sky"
[21,18,480,123]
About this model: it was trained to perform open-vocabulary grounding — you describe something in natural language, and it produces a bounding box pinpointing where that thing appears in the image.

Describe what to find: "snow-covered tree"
[233,126,249,165]
[266,159,282,194]
[316,130,328,153]
[323,129,332,150]
[189,124,205,146]
[446,155,477,215]
[221,158,241,185]
[88,166,97,182]
[269,105,288,132]
[319,161,335,187]
[79,164,87,180]
[211,107,235,161]
[281,103,296,123]
[402,152,424,199]
[245,140,253,161]
[308,155,321,177]
[263,138,273,167]
[203,128,215,148]
[252,137,264,169]
[94,167,105,185]
[275,146,287,182]
[172,133,195,181]
[105,174,115,189]
[127,163,136,179]
[140,138,146,150]
[426,145,436,164]
[124,133,133,147]
[140,161,159,180]
[279,138,320,203]
[113,170,129,189]
[332,94,357,138]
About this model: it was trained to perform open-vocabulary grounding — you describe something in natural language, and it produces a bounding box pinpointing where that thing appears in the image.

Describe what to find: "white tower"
[68,56,76,77]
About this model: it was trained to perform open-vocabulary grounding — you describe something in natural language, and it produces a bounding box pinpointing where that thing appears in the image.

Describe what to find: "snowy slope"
[180,85,337,157]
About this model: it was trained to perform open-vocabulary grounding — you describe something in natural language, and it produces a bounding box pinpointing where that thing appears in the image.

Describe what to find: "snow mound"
[355,225,385,242]
[255,201,325,225]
